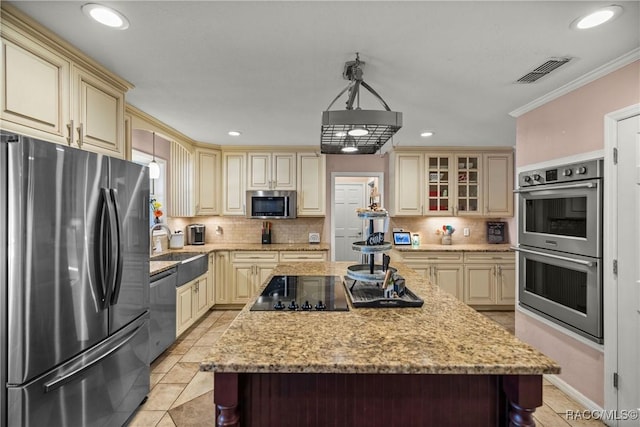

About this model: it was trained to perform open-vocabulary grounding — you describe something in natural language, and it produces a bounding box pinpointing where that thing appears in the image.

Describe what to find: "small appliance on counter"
[487,221,506,244]
[261,221,272,244]
[187,224,206,245]
[169,231,185,249]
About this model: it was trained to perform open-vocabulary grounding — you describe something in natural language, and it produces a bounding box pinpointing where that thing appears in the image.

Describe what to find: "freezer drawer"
[7,315,150,427]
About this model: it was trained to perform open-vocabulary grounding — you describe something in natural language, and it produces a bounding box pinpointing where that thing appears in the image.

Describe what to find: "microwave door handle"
[514,182,598,193]
[512,247,596,267]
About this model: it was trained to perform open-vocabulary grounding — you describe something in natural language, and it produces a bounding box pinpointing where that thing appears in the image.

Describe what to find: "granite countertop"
[149,243,330,275]
[200,262,560,376]
[393,243,513,252]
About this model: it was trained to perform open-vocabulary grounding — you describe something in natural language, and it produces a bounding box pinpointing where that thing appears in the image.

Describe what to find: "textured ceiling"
[7,1,640,149]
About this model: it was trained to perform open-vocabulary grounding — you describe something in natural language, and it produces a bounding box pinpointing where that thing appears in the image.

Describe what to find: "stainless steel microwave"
[246,190,297,219]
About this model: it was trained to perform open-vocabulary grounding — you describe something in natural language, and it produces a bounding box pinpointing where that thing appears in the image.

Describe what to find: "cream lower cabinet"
[463,252,515,307]
[230,251,278,303]
[279,251,328,263]
[215,251,232,304]
[398,252,463,300]
[207,253,216,308]
[176,273,209,337]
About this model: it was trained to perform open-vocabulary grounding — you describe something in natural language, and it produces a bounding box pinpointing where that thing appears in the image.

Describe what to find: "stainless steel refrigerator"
[1,132,150,426]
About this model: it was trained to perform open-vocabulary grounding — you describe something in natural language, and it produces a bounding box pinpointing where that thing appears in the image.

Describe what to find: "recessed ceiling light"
[82,3,130,30]
[228,131,242,136]
[420,131,434,138]
[571,5,623,30]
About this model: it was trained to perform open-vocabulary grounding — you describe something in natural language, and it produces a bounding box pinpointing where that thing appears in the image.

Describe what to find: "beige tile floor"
[128,309,604,426]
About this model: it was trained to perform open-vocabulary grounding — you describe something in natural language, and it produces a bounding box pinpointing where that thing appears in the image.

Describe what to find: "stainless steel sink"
[151,252,208,286]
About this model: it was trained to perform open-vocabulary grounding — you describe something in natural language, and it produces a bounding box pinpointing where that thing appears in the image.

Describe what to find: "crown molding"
[509,48,640,118]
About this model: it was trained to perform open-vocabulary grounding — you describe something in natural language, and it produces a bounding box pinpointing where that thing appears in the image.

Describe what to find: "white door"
[334,183,366,262]
[616,114,640,424]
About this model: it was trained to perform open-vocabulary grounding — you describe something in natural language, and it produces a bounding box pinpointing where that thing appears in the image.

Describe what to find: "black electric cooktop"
[250,275,349,312]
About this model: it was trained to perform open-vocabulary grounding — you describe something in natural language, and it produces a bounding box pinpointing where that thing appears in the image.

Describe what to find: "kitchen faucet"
[150,224,172,256]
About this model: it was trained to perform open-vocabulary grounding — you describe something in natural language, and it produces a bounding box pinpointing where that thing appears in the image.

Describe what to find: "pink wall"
[132,129,171,160]
[515,60,639,408]
[516,61,639,166]
[516,311,604,405]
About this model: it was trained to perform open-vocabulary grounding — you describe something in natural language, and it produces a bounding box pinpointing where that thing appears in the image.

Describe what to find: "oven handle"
[513,182,598,193]
[511,247,597,267]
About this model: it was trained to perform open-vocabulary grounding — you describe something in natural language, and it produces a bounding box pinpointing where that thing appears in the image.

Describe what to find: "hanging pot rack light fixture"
[148,132,160,179]
[321,53,402,154]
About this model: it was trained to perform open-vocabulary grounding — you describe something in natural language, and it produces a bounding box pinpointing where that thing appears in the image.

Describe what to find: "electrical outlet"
[463,227,470,237]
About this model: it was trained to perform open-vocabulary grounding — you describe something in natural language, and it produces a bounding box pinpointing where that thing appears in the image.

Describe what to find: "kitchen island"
[200,262,559,427]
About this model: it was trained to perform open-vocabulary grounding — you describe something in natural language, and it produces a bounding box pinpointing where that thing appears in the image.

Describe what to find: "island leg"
[502,375,543,427]
[214,373,239,427]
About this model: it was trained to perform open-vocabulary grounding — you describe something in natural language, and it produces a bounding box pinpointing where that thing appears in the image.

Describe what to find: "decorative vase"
[441,235,452,245]
[154,216,161,224]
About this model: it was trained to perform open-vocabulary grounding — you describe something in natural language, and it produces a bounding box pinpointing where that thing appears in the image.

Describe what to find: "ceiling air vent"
[516,57,572,83]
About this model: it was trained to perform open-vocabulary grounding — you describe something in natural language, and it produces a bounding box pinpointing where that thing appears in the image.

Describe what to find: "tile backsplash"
[167,216,325,244]
[162,216,512,246]
[389,217,513,245]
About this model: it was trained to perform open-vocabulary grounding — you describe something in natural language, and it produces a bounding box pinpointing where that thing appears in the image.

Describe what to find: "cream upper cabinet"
[453,153,483,216]
[169,141,195,217]
[389,153,424,216]
[483,152,514,217]
[1,10,130,158]
[297,153,326,216]
[222,152,247,216]
[195,147,221,216]
[247,152,296,191]
[1,26,70,143]
[390,149,513,218]
[71,66,125,157]
[424,153,453,216]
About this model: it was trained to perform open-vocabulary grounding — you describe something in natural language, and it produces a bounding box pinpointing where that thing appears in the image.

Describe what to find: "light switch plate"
[464,227,470,237]
[308,232,320,243]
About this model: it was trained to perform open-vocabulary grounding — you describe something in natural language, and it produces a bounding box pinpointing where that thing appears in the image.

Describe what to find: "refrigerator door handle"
[43,322,145,393]
[96,188,111,309]
[104,189,119,306]
[109,188,124,305]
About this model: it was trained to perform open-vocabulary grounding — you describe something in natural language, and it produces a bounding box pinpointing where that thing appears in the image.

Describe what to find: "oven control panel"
[519,159,603,187]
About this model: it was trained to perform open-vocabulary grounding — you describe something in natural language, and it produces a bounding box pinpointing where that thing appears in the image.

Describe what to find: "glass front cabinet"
[426,154,452,215]
[425,153,483,216]
[454,154,482,216]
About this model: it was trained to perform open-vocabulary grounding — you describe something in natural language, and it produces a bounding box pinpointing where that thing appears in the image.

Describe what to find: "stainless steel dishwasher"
[149,267,177,362]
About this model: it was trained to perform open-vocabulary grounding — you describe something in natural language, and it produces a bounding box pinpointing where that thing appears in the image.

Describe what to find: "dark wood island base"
[214,372,542,427]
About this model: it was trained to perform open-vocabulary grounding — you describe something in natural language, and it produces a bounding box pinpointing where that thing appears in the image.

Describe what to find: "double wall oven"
[516,159,603,343]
